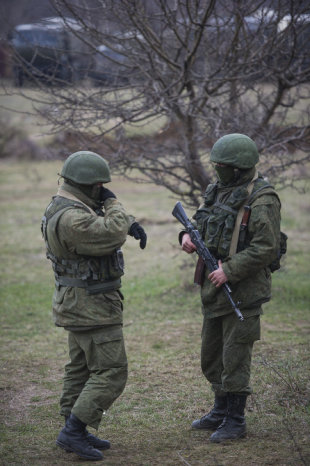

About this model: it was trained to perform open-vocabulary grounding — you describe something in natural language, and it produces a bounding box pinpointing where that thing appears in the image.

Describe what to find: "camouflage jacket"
[194,176,281,318]
[42,184,134,328]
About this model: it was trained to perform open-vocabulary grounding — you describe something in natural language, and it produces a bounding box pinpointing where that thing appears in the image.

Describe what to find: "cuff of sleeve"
[222,260,234,283]
[127,215,136,232]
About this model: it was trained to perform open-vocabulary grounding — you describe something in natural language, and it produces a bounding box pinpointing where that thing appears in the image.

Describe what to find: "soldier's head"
[210,134,259,185]
[60,151,111,200]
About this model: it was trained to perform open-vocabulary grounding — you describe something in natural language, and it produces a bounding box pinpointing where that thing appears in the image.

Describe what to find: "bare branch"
[3,0,310,206]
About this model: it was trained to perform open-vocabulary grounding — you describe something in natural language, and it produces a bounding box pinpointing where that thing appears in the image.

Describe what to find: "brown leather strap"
[194,256,205,286]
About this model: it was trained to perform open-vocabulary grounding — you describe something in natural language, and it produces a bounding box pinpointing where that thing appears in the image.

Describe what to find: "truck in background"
[9,17,91,86]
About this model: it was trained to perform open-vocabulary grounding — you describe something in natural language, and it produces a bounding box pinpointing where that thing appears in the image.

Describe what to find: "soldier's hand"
[182,233,196,254]
[100,187,117,202]
[129,222,147,249]
[208,260,228,287]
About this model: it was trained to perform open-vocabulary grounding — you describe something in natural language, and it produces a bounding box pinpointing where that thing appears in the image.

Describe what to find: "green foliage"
[0,161,309,465]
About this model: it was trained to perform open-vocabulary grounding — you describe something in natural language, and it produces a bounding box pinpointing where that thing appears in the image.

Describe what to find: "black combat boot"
[64,415,111,450]
[191,395,227,430]
[56,413,103,461]
[210,393,247,443]
[86,431,111,450]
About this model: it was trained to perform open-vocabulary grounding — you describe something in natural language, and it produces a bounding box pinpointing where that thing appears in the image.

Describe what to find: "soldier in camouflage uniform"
[42,151,147,461]
[181,134,281,443]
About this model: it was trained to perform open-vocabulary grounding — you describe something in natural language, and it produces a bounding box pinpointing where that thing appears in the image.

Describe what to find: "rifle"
[172,201,244,322]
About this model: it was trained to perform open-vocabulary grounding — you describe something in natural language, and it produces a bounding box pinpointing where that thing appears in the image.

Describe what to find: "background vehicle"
[9,17,91,86]
[89,44,129,86]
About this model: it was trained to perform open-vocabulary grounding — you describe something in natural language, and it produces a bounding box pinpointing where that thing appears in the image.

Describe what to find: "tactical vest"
[194,175,278,259]
[41,196,124,295]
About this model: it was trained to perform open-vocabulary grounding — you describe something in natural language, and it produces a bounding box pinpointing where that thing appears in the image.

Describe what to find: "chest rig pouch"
[194,182,251,259]
[41,196,124,295]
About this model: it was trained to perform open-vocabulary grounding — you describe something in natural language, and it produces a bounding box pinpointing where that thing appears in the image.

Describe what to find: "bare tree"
[4,0,310,206]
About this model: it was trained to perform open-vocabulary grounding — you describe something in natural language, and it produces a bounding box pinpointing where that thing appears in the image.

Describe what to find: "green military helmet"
[210,134,259,169]
[61,151,111,185]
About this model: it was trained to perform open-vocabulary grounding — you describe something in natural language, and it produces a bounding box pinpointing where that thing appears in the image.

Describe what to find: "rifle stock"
[172,201,244,322]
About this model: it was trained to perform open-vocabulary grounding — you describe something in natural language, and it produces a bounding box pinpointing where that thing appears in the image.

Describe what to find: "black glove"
[129,222,147,249]
[100,187,116,202]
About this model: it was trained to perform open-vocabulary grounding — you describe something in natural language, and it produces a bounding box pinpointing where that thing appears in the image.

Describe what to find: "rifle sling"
[229,169,258,257]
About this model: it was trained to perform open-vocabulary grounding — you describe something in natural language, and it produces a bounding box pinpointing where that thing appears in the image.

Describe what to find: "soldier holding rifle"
[178,134,281,442]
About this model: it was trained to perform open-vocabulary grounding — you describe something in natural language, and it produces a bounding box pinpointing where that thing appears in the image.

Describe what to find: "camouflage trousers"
[201,311,261,396]
[60,325,128,429]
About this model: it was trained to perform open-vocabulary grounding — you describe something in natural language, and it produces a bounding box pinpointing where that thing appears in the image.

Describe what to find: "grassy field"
[0,159,309,466]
